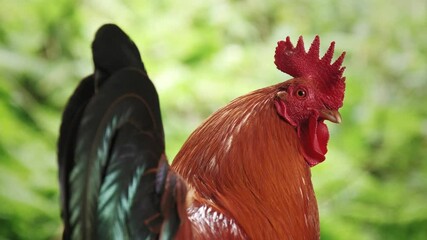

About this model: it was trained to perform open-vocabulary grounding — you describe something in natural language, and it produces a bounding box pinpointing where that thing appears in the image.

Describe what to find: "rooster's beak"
[319,109,342,124]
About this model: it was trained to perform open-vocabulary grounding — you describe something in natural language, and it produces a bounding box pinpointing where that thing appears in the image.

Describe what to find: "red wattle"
[298,116,329,167]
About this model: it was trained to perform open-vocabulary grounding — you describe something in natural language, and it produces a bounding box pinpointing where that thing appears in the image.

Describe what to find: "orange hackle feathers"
[173,86,319,239]
[274,36,346,109]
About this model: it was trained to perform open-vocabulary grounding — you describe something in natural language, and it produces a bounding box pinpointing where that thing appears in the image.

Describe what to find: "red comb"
[275,35,346,81]
[274,36,346,108]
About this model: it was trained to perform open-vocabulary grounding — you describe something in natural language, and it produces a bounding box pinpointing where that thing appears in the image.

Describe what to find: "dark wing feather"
[68,69,163,239]
[58,24,190,240]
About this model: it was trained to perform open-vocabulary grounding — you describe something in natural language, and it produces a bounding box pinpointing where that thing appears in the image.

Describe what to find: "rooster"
[58,24,346,239]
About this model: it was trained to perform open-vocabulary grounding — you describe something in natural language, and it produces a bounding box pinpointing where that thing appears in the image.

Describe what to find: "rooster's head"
[273,36,346,167]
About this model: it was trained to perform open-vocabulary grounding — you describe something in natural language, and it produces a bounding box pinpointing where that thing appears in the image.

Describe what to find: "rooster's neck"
[172,85,319,239]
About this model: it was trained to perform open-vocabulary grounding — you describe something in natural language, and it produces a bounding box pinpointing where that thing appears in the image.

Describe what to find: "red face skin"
[274,77,342,167]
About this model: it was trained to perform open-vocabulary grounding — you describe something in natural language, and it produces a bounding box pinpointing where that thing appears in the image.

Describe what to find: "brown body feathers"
[172,85,319,239]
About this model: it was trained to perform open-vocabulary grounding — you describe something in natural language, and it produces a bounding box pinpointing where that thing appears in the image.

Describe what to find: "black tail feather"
[58,24,189,240]
[92,23,146,89]
[57,75,95,239]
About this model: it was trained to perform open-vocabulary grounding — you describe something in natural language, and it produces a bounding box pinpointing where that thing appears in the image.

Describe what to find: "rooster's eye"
[296,89,307,98]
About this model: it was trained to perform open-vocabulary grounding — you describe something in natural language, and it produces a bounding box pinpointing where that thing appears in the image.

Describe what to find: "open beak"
[319,109,342,124]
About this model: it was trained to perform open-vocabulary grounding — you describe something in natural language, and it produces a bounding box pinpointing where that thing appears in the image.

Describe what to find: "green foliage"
[0,0,426,239]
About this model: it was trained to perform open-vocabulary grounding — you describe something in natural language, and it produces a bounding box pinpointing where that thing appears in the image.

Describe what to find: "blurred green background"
[0,0,426,239]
